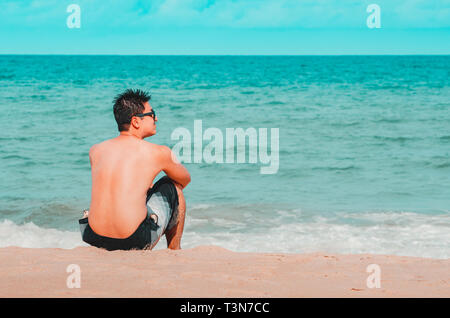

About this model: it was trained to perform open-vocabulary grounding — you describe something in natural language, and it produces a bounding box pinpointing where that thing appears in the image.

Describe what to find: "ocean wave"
[328,121,360,127]
[0,219,86,249]
[267,101,285,105]
[0,136,38,142]
[434,162,450,169]
[190,203,215,210]
[311,165,360,171]
[183,210,450,259]
[422,157,450,169]
[2,154,32,160]
[373,118,403,124]
[0,74,15,80]
[1,210,447,259]
[30,94,47,100]
[372,135,421,142]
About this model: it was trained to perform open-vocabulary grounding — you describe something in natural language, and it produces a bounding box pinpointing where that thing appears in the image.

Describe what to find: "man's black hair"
[113,89,151,132]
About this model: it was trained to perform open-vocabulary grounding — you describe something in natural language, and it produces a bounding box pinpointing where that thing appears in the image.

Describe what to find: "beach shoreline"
[0,245,448,297]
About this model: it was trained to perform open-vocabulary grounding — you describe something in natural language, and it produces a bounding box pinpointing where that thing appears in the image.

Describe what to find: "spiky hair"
[113,89,151,131]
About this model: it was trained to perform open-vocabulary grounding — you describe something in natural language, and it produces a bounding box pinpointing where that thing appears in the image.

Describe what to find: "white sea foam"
[0,219,87,249]
[0,211,448,259]
[182,211,450,259]
[190,203,214,210]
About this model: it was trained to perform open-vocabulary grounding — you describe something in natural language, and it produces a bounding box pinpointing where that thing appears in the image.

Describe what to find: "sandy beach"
[0,245,448,297]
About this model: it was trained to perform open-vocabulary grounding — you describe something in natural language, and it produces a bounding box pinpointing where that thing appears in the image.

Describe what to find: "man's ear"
[130,116,140,129]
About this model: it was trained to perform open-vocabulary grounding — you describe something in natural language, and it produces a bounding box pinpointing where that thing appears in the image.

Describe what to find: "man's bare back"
[87,91,190,243]
[89,137,163,238]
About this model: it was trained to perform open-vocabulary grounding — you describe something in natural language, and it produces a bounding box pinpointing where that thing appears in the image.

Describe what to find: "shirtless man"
[79,89,190,251]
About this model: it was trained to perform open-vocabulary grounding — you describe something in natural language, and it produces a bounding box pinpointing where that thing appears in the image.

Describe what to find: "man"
[79,89,191,251]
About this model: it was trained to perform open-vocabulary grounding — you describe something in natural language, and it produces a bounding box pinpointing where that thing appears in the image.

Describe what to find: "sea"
[0,55,449,258]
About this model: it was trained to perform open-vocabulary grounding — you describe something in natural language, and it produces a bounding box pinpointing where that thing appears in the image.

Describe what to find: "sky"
[1,0,449,55]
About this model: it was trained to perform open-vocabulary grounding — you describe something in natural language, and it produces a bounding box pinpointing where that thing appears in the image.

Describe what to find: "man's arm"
[159,145,191,189]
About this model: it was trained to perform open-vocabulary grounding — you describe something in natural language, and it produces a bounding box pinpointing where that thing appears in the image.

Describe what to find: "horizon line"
[1,53,449,56]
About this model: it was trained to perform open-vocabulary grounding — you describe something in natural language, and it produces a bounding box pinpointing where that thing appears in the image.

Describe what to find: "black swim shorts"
[79,176,179,251]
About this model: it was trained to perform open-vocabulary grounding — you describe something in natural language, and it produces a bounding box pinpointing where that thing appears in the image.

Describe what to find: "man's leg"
[165,182,186,250]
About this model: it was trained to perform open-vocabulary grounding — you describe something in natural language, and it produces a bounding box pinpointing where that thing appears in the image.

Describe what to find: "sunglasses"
[135,109,156,120]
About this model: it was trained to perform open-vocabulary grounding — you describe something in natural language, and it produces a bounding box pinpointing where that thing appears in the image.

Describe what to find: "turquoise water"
[0,55,449,257]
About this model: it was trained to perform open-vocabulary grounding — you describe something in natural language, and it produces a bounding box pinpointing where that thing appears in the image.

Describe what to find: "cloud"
[138,0,365,28]
[134,0,450,28]
[2,0,449,29]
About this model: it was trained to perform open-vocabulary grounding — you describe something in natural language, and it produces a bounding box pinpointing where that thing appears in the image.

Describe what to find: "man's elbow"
[186,174,191,186]
[173,173,191,190]
[181,173,191,189]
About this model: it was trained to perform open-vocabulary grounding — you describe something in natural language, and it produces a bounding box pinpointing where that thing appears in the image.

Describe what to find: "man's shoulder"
[89,142,100,155]
[89,139,118,160]
[140,140,169,155]
[89,139,109,153]
[89,139,170,160]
